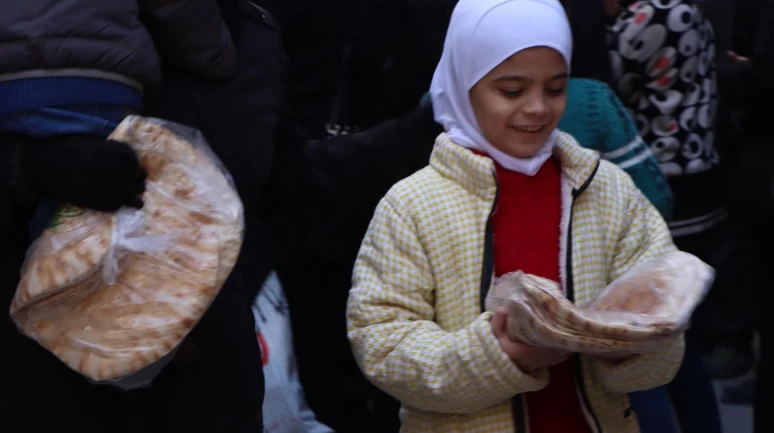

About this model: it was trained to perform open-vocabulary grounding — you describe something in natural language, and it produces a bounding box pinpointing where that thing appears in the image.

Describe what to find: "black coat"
[258,0,356,137]
[722,4,774,430]
[0,149,171,433]
[723,0,774,220]
[269,96,440,432]
[0,2,280,431]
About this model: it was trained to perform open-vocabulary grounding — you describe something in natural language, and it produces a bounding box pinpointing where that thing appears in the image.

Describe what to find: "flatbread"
[510,273,678,340]
[16,224,220,380]
[500,295,674,354]
[485,251,713,355]
[590,251,713,319]
[13,207,113,311]
[114,118,243,286]
[488,272,669,342]
[11,116,244,381]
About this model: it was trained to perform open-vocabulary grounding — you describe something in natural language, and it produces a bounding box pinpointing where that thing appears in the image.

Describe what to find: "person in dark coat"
[0,0,237,237]
[1,1,276,431]
[269,95,440,433]
[0,0,236,95]
[722,0,774,430]
[0,137,165,433]
[257,0,356,138]
[0,0,237,139]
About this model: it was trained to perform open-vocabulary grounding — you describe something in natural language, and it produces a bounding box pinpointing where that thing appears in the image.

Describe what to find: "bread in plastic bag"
[484,251,713,355]
[9,115,244,387]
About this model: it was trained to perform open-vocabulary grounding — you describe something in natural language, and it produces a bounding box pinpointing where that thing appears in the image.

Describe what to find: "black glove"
[18,135,147,212]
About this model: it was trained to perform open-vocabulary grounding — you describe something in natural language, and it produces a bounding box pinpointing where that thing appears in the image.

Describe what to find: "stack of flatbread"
[485,251,714,355]
[10,116,244,383]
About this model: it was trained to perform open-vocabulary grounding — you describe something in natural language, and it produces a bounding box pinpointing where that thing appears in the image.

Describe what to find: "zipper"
[477,174,529,433]
[478,174,498,311]
[481,161,601,433]
[565,162,602,433]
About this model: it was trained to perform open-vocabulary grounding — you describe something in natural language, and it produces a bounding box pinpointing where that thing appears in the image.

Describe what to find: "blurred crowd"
[0,0,770,432]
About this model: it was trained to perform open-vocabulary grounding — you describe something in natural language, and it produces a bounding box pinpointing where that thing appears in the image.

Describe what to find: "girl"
[346,0,685,432]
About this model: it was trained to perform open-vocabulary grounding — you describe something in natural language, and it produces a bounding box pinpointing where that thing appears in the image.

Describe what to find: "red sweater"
[491,157,590,433]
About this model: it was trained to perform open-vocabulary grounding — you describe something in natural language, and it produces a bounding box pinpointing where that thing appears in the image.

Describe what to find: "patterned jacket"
[347,132,684,433]
[606,0,725,235]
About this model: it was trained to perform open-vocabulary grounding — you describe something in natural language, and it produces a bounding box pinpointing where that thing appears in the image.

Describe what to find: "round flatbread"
[590,251,713,320]
[13,208,113,311]
[11,116,244,381]
[16,223,220,380]
[116,118,243,285]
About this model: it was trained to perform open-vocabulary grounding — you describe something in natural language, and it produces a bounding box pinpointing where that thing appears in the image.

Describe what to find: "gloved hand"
[18,135,147,212]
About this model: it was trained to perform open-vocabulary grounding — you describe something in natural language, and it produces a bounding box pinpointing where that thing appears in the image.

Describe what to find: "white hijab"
[430,0,573,175]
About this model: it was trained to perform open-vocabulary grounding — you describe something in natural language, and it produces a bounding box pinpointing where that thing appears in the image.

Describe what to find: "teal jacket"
[422,78,673,220]
[559,79,673,220]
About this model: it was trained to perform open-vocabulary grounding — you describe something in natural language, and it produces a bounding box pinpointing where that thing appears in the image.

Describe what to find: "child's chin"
[504,142,548,159]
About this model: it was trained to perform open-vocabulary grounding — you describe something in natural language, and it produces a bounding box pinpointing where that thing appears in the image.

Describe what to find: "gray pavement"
[716,377,754,433]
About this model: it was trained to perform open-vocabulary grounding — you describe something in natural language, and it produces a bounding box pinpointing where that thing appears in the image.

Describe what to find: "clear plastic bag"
[485,251,714,355]
[10,116,245,389]
[254,272,334,433]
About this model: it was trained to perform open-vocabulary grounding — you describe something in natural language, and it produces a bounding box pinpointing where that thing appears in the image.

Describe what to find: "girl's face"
[469,47,568,159]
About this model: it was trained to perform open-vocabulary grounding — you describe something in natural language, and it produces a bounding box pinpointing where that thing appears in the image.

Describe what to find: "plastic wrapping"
[10,116,245,388]
[254,272,334,433]
[485,251,714,355]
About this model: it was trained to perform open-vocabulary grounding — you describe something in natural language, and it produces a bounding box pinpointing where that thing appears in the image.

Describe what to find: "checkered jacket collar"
[430,131,601,198]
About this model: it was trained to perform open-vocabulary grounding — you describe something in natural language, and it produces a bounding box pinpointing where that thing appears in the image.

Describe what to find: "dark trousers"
[687,221,755,354]
[665,224,734,433]
[755,329,768,433]
[731,217,772,433]
[666,334,722,433]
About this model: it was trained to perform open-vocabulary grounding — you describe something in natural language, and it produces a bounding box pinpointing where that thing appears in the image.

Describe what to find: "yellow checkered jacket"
[347,132,685,433]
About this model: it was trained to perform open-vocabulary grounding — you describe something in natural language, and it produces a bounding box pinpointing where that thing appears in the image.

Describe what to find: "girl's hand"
[491,308,570,373]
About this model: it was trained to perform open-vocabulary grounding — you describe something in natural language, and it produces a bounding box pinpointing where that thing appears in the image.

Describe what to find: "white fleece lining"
[558,175,573,295]
[575,383,602,433]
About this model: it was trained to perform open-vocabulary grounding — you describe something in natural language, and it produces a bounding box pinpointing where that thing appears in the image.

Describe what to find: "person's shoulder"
[556,131,632,191]
[566,78,617,117]
[382,166,444,213]
[557,132,636,193]
[593,158,642,200]
[567,79,606,106]
[568,78,610,93]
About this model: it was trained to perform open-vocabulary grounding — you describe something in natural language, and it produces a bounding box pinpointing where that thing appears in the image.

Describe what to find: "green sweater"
[559,78,673,220]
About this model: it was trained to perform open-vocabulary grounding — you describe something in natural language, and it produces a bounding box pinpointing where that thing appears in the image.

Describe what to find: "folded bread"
[485,251,713,355]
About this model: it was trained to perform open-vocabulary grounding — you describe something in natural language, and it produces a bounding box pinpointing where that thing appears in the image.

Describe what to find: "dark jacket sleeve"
[724,0,774,107]
[145,0,284,209]
[263,101,441,220]
[568,0,612,82]
[140,0,237,79]
[306,103,441,207]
